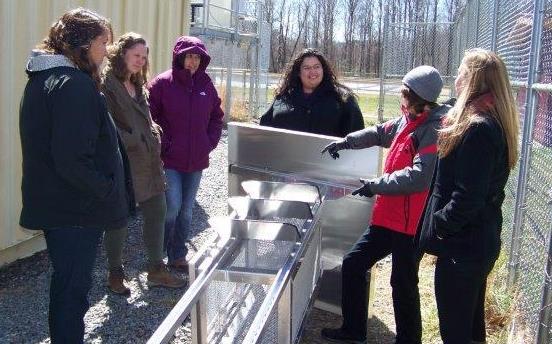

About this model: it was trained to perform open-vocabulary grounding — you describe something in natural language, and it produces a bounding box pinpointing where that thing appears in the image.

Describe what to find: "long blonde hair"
[438,49,519,169]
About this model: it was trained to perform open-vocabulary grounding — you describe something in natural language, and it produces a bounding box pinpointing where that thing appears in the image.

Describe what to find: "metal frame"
[190,0,269,120]
[508,0,545,289]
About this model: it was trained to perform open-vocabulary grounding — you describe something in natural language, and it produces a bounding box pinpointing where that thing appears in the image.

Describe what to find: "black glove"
[321,139,350,159]
[351,179,374,197]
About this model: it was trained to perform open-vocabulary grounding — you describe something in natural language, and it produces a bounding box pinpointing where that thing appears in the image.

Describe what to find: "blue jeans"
[44,226,103,344]
[164,168,202,262]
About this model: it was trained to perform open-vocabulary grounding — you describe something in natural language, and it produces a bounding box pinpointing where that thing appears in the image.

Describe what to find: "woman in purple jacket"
[148,36,224,271]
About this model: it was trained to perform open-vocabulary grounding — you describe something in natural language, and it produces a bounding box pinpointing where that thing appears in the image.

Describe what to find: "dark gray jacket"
[19,51,133,230]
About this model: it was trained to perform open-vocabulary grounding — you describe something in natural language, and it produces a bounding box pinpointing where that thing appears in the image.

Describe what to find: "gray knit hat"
[402,65,443,102]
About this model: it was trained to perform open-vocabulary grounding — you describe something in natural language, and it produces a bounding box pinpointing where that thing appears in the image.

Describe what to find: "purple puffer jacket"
[148,36,224,172]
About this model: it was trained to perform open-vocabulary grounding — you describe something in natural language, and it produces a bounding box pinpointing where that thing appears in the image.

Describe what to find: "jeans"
[104,193,167,269]
[164,168,202,262]
[341,225,421,344]
[435,255,496,344]
[44,226,103,344]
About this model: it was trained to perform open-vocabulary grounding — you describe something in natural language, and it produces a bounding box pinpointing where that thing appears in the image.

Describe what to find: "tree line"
[264,0,465,76]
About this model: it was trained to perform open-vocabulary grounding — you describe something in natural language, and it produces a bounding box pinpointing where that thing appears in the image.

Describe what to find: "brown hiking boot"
[107,266,131,296]
[147,263,187,289]
[168,257,189,274]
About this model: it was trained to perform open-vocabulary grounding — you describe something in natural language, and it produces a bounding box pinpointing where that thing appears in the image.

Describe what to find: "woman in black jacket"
[418,49,520,344]
[19,9,132,343]
[260,48,364,137]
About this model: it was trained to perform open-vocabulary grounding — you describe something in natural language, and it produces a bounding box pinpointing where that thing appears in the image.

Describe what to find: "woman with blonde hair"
[417,48,519,344]
[101,32,186,295]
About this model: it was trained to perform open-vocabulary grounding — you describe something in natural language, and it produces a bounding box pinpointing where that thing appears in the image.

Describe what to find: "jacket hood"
[172,36,211,71]
[428,103,451,122]
[26,50,76,73]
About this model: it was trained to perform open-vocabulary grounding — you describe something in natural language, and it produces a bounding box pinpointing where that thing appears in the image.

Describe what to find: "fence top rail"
[529,83,552,93]
[390,21,454,26]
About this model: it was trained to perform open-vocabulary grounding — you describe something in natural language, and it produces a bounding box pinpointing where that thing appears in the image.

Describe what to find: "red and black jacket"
[345,104,450,236]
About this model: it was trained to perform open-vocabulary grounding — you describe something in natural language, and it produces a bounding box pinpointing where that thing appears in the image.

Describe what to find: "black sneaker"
[320,327,366,344]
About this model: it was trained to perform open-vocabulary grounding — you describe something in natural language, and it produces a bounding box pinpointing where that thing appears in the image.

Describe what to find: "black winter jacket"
[20,53,133,231]
[260,85,365,137]
[417,116,509,261]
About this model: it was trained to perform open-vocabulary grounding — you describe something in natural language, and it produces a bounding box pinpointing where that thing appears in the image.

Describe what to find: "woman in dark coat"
[260,48,364,137]
[19,8,132,343]
[417,49,520,344]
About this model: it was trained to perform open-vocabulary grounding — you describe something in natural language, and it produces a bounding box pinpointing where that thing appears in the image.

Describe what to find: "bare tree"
[343,0,361,70]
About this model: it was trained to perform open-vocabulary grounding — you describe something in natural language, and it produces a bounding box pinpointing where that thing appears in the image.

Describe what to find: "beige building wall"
[0,0,191,266]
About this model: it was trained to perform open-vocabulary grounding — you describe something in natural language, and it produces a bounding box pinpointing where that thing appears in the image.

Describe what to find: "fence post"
[249,45,256,118]
[254,1,263,118]
[224,42,234,123]
[490,0,500,51]
[377,5,389,123]
[537,196,552,344]
[474,0,480,47]
[508,0,546,288]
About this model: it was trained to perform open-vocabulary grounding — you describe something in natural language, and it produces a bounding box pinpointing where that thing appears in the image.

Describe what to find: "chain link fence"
[190,0,270,122]
[380,0,552,342]
[378,16,455,122]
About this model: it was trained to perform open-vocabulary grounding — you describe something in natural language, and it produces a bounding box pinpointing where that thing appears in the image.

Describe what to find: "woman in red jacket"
[148,36,224,271]
[321,66,448,344]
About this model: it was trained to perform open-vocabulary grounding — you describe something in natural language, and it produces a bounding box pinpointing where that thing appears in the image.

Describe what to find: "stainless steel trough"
[147,123,380,344]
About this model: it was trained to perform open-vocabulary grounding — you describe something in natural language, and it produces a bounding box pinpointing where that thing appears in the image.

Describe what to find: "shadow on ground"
[300,307,395,344]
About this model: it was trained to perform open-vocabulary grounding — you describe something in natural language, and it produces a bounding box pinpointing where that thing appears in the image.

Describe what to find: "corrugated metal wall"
[0,0,191,266]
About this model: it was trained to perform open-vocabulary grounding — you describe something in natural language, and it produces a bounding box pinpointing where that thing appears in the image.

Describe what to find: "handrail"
[241,206,323,343]
[146,238,237,344]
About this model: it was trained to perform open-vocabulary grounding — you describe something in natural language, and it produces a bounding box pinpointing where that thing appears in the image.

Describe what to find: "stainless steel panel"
[291,223,322,342]
[212,269,276,285]
[228,122,380,185]
[212,218,301,242]
[228,197,313,221]
[241,180,321,204]
[228,123,379,314]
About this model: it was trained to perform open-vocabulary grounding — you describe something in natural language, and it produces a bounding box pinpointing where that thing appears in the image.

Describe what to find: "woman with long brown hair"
[20,8,133,343]
[417,48,519,343]
[260,48,364,137]
[101,32,185,295]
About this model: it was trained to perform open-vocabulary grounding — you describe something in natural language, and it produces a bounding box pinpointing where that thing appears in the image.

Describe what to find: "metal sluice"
[148,181,324,344]
[148,122,379,344]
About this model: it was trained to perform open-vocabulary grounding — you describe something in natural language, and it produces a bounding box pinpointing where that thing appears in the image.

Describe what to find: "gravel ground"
[0,130,398,344]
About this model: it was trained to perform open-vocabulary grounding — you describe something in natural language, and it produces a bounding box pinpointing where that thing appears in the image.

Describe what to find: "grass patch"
[486,251,517,343]
[417,251,518,344]
[418,255,441,343]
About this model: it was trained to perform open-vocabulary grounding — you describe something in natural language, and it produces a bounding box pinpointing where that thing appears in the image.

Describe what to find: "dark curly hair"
[104,32,149,90]
[275,48,354,101]
[37,8,112,89]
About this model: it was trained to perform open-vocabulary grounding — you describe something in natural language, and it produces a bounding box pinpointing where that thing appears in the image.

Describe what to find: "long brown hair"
[37,8,112,89]
[438,49,519,169]
[104,32,149,90]
[275,48,354,101]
